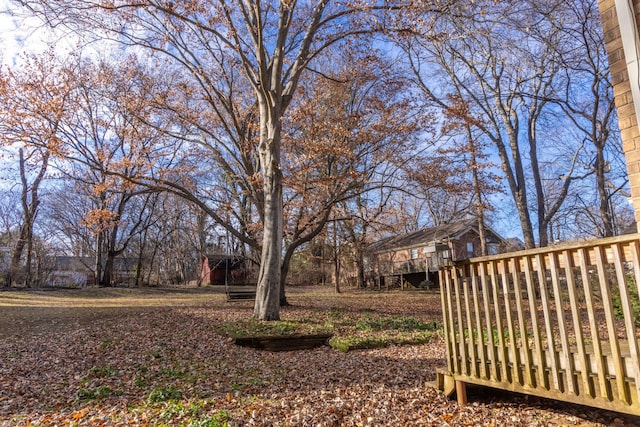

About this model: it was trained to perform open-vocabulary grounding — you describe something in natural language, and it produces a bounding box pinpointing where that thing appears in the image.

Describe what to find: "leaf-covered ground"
[1,286,639,426]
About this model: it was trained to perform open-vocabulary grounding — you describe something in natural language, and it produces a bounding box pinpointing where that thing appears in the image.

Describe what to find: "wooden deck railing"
[438,234,640,416]
[376,258,430,276]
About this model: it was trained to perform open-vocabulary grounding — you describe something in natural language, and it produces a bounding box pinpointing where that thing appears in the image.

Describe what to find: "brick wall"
[598,0,640,230]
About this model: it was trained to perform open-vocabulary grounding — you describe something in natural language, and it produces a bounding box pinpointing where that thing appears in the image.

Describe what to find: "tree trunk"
[595,146,614,237]
[466,127,487,256]
[528,101,549,248]
[476,213,487,256]
[24,225,34,288]
[135,233,146,287]
[101,220,124,287]
[334,254,341,293]
[6,148,48,287]
[6,230,27,287]
[101,251,115,287]
[332,221,341,293]
[254,195,282,320]
[253,114,283,321]
[492,139,536,249]
[279,250,291,307]
[356,249,366,289]
[95,230,104,286]
[504,116,536,249]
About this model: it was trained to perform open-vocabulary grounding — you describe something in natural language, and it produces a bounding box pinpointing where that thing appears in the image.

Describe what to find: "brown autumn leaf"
[0,286,638,426]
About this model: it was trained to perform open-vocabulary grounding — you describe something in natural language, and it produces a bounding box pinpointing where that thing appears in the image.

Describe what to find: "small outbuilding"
[200,253,247,285]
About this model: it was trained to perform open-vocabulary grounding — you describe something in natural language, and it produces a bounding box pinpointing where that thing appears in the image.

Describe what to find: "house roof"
[367,219,503,254]
[53,256,94,271]
[50,256,137,272]
[204,253,245,269]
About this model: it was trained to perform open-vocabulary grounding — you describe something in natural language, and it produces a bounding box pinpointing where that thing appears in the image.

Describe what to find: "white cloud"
[0,1,78,67]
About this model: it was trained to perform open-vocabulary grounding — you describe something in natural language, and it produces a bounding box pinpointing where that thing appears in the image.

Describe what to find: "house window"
[467,242,474,257]
[410,248,419,259]
[487,243,499,255]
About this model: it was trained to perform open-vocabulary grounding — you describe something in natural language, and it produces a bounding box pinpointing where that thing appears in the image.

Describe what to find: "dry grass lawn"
[0,285,638,426]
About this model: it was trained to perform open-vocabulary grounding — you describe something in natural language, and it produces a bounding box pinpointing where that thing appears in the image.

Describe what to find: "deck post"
[455,380,468,405]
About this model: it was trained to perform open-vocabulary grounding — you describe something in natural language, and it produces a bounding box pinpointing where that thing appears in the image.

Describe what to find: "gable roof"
[368,219,503,254]
[203,253,245,270]
[49,256,137,272]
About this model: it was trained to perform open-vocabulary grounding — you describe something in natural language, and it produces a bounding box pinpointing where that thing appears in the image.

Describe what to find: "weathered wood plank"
[549,252,576,395]
[234,333,332,351]
[489,260,509,382]
[480,262,498,382]
[456,380,468,405]
[499,258,522,385]
[462,271,478,378]
[523,255,547,390]
[439,270,452,374]
[612,243,635,404]
[453,269,469,376]
[511,256,534,388]
[470,264,488,380]
[536,253,561,391]
[562,249,595,398]
[595,245,627,403]
[628,240,640,401]
[442,269,458,374]
[579,246,610,400]
[226,290,257,301]
[466,234,640,263]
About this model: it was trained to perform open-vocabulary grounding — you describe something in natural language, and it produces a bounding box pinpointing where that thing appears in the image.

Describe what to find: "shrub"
[77,385,114,401]
[148,385,183,403]
[187,411,231,427]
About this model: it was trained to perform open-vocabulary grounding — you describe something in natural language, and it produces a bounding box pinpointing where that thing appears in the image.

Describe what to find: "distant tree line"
[0,0,631,320]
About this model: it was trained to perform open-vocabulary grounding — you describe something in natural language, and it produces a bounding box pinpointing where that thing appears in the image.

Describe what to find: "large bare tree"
[16,0,449,319]
[397,0,621,248]
[0,53,64,286]
[553,0,629,238]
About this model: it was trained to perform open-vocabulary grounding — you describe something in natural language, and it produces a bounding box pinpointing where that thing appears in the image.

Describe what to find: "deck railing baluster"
[562,249,594,398]
[462,265,478,378]
[442,268,458,375]
[479,262,498,382]
[549,251,576,395]
[489,260,508,382]
[511,256,533,388]
[499,258,521,385]
[453,267,468,376]
[470,264,488,379]
[523,254,547,390]
[578,246,610,400]
[536,253,562,391]
[437,234,640,415]
[628,240,640,401]
[595,245,626,402]
[612,243,636,404]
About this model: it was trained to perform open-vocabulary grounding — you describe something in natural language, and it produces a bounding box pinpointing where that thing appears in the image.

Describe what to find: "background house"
[45,256,93,287]
[365,219,504,289]
[45,256,137,287]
